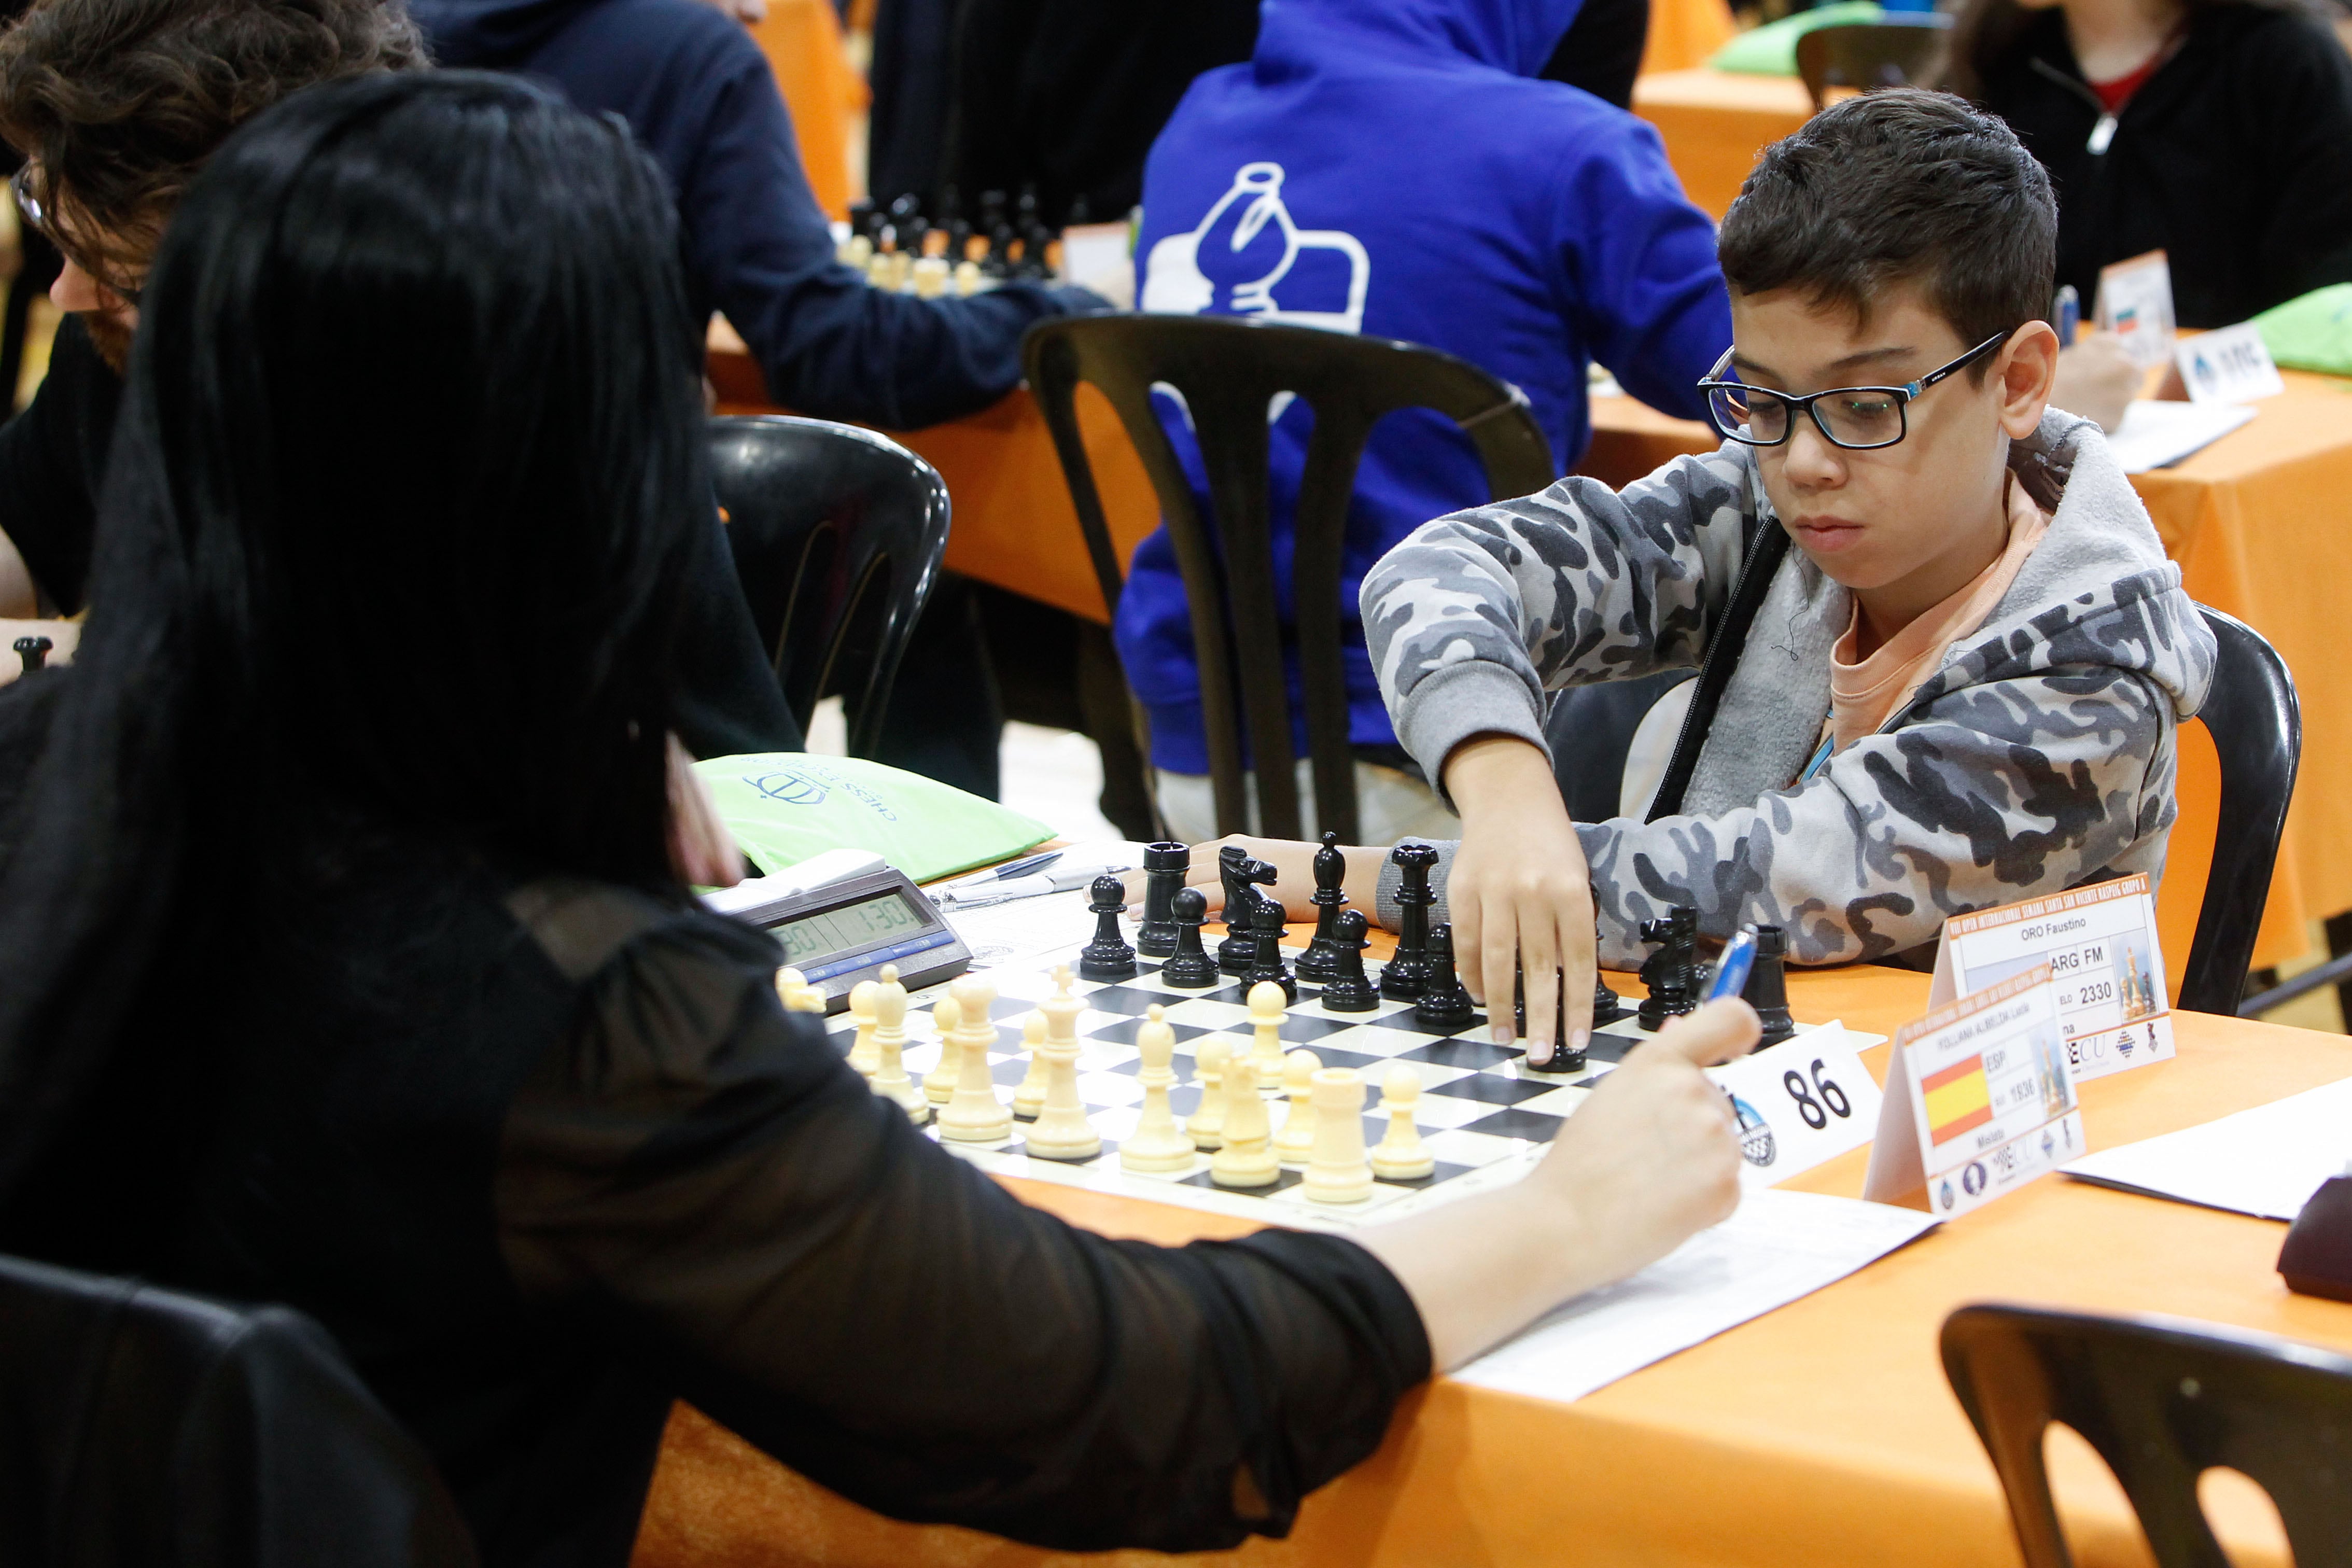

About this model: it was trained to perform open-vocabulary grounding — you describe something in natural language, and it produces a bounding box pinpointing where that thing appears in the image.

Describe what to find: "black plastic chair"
[2177,606,2300,1015]
[1024,314,1558,842]
[706,415,950,758]
[0,1252,475,1567]
[1795,18,1954,110]
[1942,1303,2352,1567]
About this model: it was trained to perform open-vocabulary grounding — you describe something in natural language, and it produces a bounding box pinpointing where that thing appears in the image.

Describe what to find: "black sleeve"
[493,912,1431,1553]
[671,506,803,758]
[0,317,119,614]
[1541,0,1651,111]
[2243,13,2352,312]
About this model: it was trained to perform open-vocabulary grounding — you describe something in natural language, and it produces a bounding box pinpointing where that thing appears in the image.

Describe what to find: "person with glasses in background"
[1327,90,2216,1057]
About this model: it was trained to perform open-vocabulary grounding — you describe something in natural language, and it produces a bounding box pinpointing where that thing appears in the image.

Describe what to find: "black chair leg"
[2327,911,2352,1029]
[867,575,1004,797]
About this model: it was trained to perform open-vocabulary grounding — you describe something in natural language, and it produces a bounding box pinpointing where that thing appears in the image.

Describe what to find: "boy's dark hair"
[1717,89,2056,370]
[0,0,424,286]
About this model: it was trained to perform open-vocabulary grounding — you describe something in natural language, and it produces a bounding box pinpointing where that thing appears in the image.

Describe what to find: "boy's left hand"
[1441,736,1596,1063]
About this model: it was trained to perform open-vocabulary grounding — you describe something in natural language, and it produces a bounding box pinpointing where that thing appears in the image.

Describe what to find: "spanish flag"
[1923,1055,1993,1147]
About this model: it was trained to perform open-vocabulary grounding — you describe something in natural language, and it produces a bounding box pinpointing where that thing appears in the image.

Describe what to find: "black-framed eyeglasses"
[1696,330,2012,451]
[12,163,142,307]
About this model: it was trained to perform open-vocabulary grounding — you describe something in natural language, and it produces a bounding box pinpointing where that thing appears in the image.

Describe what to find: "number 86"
[1782,1059,1853,1130]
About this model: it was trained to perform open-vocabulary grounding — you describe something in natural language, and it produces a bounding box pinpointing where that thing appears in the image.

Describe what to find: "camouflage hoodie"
[1359,409,2218,967]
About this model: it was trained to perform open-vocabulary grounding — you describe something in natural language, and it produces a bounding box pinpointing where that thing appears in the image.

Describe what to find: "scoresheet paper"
[2064,1075,2352,1221]
[1451,1191,1939,1405]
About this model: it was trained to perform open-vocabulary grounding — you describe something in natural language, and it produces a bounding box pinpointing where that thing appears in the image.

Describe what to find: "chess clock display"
[730,866,971,1013]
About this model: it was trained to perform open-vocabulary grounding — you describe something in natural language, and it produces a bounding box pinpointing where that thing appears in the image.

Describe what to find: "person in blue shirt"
[1123,0,1732,843]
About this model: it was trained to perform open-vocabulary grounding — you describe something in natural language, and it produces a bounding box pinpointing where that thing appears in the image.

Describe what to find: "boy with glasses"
[1355,89,2217,1057]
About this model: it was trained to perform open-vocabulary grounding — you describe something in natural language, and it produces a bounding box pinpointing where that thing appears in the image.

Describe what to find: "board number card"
[2175,323,2284,406]
[2095,249,2176,370]
[1709,1024,1883,1191]
[1931,873,2173,1083]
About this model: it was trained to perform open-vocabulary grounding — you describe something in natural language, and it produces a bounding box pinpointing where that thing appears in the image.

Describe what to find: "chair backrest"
[2177,606,2300,1014]
[1942,1303,2352,1568]
[706,415,950,758]
[0,1252,475,1567]
[1794,19,1953,109]
[1024,313,1557,842]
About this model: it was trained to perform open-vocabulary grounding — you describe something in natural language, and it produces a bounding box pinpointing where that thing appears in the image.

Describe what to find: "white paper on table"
[2103,400,2256,472]
[2064,1076,2352,1220]
[1451,1190,1939,1404]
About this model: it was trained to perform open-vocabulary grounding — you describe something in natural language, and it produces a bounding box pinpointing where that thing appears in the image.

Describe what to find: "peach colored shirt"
[1827,476,2051,754]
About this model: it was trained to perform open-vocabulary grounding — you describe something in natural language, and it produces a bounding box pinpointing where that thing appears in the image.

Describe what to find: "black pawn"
[1513,971,1588,1073]
[1379,843,1439,1001]
[1744,923,1797,1047]
[1593,950,1627,1027]
[1413,922,1476,1033]
[1136,841,1187,958]
[1247,901,1297,1003]
[1319,910,1378,1013]
[1160,887,1220,989]
[1294,832,1349,985]
[1079,874,1138,982]
[13,635,50,676]
[1635,905,1701,1032]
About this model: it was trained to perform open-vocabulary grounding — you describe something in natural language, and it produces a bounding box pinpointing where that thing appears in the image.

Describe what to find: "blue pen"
[939,849,1063,891]
[1706,927,1760,1005]
[2055,284,2080,348]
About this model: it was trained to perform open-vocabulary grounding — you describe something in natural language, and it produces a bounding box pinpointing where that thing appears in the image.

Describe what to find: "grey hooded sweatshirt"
[1359,411,2218,967]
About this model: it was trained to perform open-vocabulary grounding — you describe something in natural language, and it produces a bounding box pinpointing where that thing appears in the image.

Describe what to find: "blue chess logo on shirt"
[746,768,828,807]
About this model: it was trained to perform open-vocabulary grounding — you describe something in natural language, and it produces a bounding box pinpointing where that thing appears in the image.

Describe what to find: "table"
[1639,0,1739,76]
[627,952,2352,1568]
[747,0,864,222]
[1631,68,1815,220]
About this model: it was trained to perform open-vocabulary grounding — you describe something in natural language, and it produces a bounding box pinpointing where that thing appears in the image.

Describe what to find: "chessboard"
[821,941,1872,1232]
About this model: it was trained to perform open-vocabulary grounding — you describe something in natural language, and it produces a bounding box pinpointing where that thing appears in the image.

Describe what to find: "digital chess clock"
[720,864,972,1013]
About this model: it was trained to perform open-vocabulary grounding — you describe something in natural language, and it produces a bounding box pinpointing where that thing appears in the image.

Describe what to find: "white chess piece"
[1041,965,1084,1054]
[776,966,825,1013]
[1304,1068,1373,1203]
[1012,1015,1049,1119]
[868,969,928,1123]
[1122,1005,1195,1173]
[1186,1037,1230,1151]
[1024,1003,1101,1162]
[1370,1065,1435,1180]
[1247,981,1287,1093]
[938,975,1013,1142]
[845,979,881,1080]
[1211,1032,1280,1189]
[923,991,961,1105]
[1274,1049,1320,1167]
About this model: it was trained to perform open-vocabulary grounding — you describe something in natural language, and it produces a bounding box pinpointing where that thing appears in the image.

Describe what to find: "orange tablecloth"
[630,958,2352,1568]
[1640,0,1740,75]
[1632,67,1815,219]
[748,0,863,221]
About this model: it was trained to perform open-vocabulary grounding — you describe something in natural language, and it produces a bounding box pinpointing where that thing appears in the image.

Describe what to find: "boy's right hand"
[1440,735,1596,1062]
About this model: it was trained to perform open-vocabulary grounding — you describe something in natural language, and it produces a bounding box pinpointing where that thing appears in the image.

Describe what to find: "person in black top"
[0,0,800,755]
[1945,0,2352,328]
[0,72,1751,1567]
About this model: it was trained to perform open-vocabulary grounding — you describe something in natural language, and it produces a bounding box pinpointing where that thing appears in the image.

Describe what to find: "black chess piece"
[1593,975,1627,1028]
[1512,971,1588,1073]
[13,635,50,676]
[1247,901,1298,1002]
[1379,843,1439,1000]
[1216,848,1276,976]
[1413,922,1477,1033]
[1743,923,1797,1047]
[1161,888,1220,988]
[1079,874,1139,982]
[1136,842,1188,958]
[1294,833,1349,984]
[1319,910,1378,1013]
[1635,905,1702,1032]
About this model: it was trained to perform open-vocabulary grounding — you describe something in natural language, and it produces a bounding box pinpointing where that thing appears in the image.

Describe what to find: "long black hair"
[0,71,710,1200]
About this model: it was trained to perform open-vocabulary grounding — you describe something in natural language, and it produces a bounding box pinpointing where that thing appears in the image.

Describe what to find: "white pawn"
[776,967,825,1013]
[867,968,928,1123]
[1041,965,1084,1057]
[1211,1034,1280,1189]
[1024,1003,1101,1162]
[1186,1037,1231,1151]
[938,974,1013,1143]
[1304,1068,1374,1204]
[1012,1014,1049,1119]
[1371,1065,1436,1180]
[1247,981,1287,1093]
[845,979,881,1080]
[923,991,961,1105]
[1275,1049,1320,1167]
[1122,1005,1195,1173]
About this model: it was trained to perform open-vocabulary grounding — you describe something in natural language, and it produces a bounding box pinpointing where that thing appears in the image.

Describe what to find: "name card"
[1709,1021,1883,1190]
[1931,874,2174,1084]
[1865,967,2084,1218]
[2175,323,2285,406]
[2096,250,2177,370]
